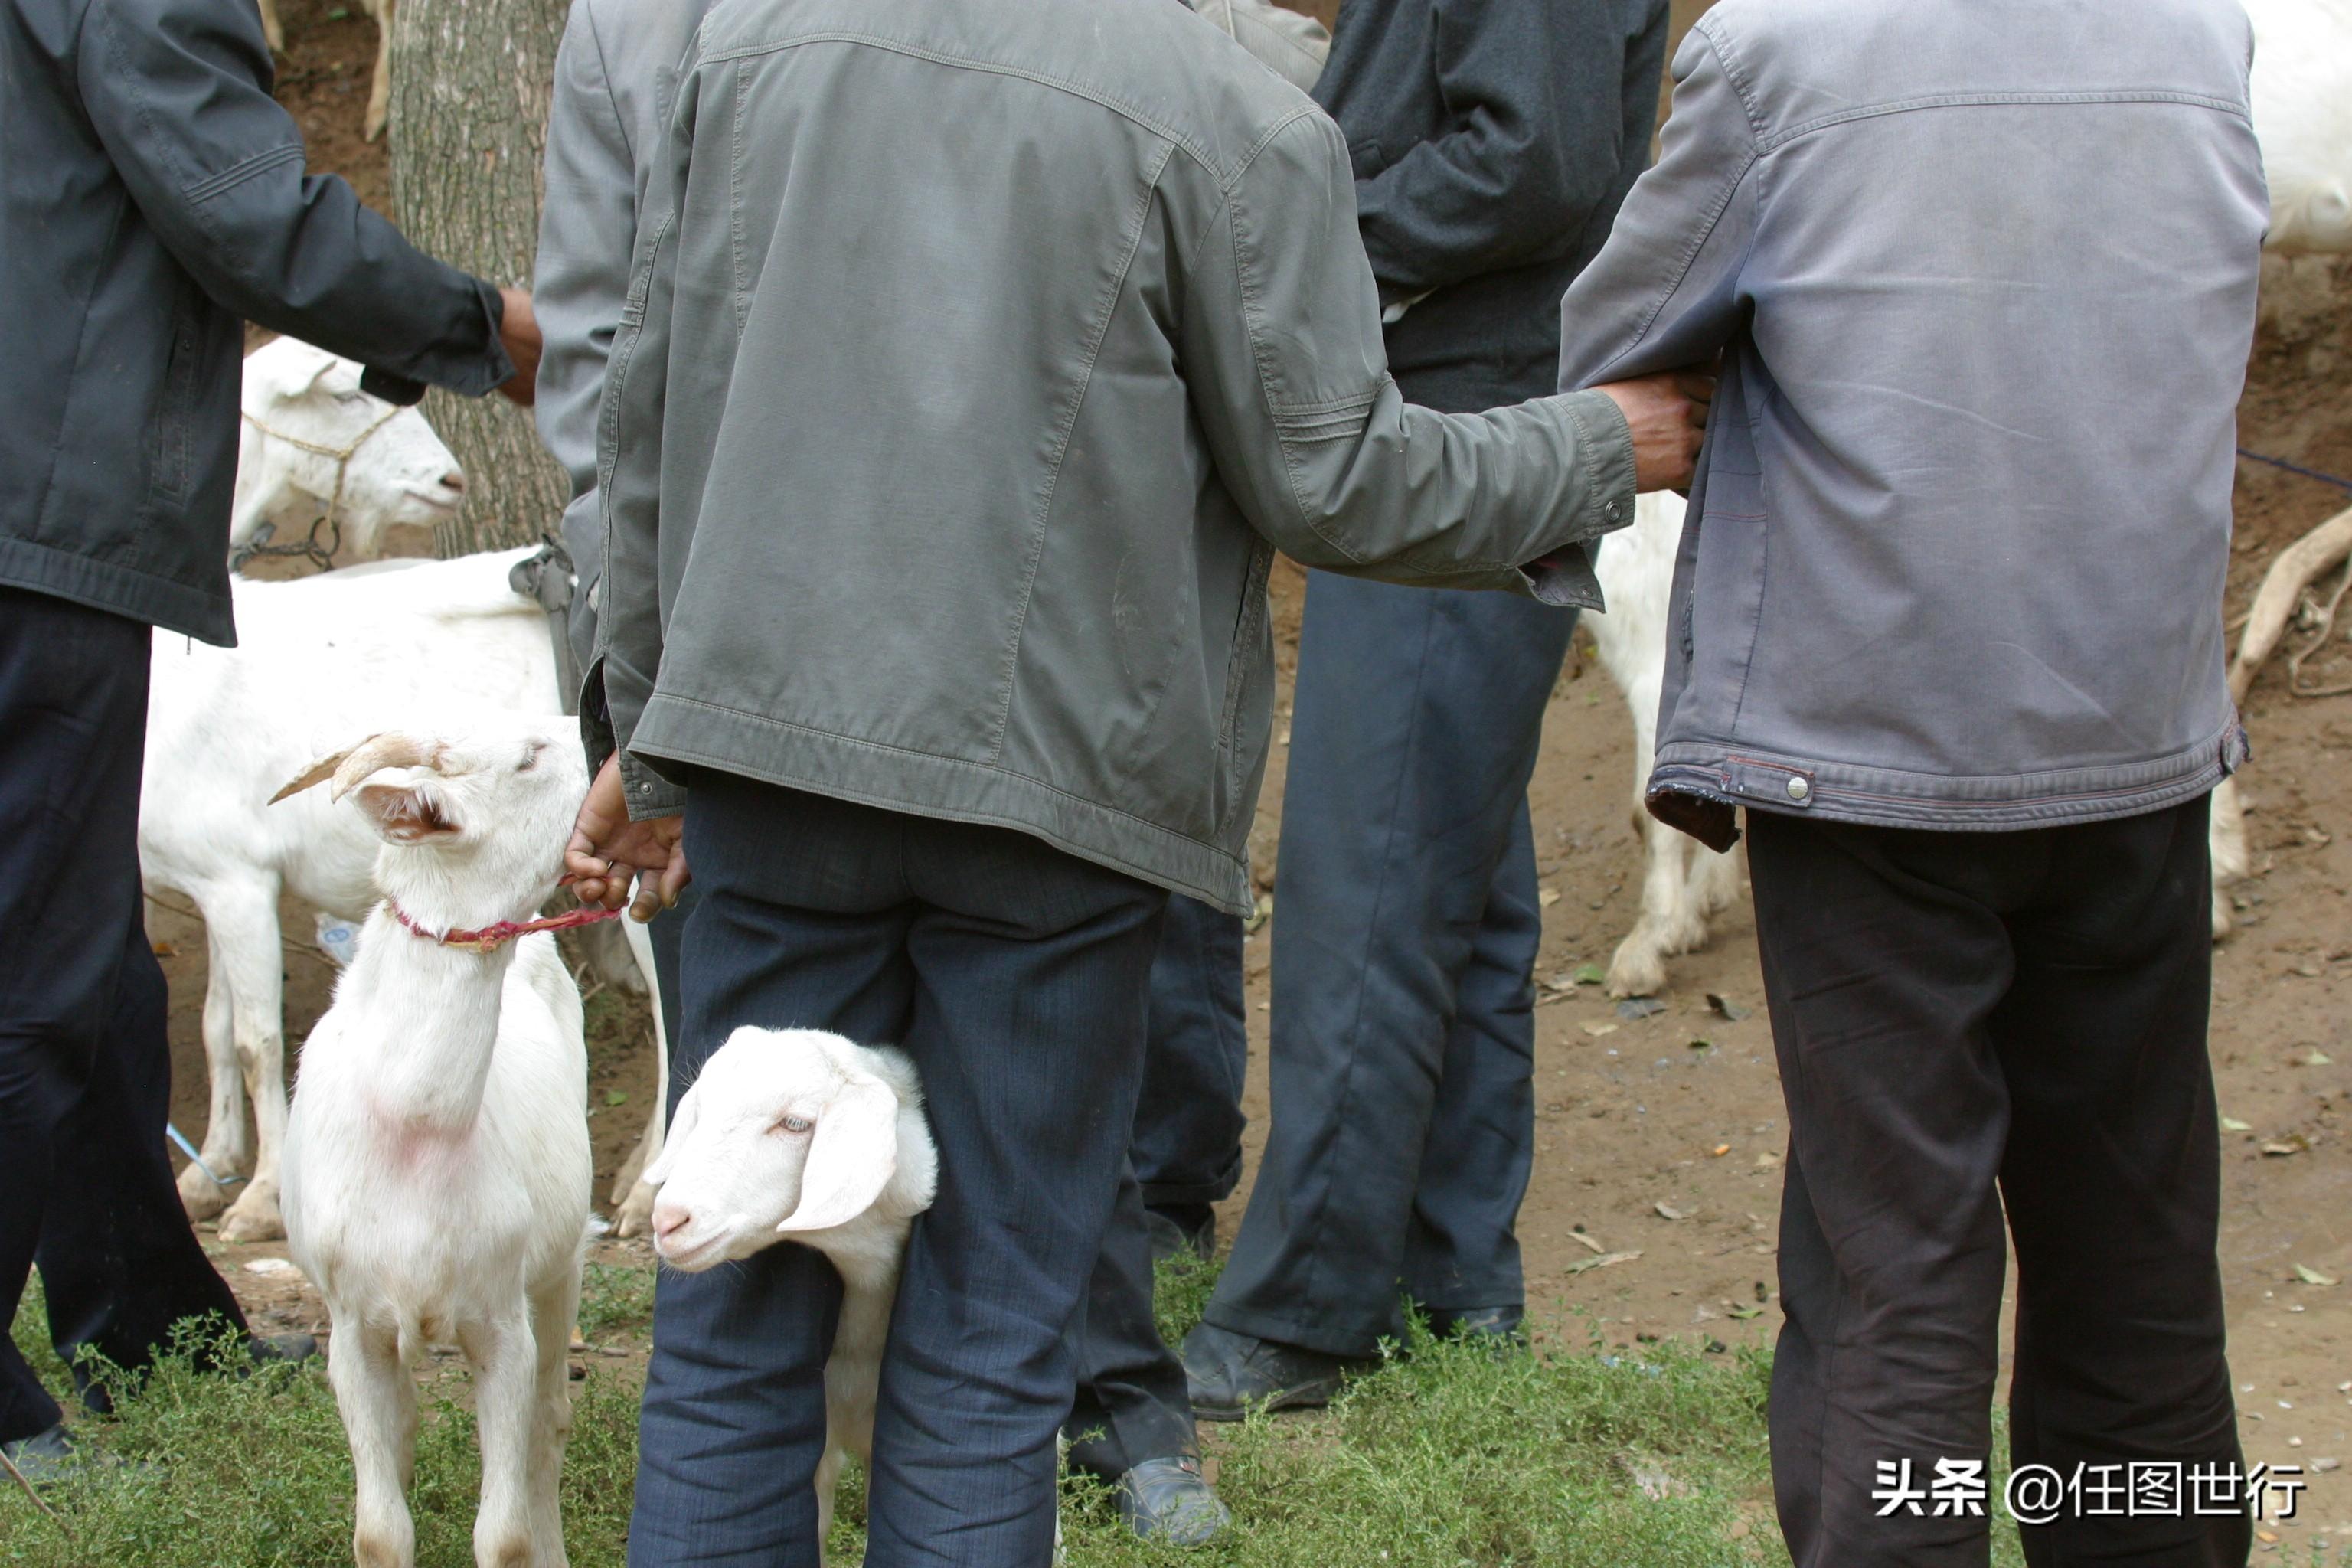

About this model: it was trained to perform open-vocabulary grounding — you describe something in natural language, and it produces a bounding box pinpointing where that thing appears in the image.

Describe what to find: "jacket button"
[1786,777,1811,802]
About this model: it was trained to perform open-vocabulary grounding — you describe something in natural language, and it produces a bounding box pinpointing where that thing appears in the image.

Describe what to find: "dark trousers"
[1207,570,1575,1357]
[1747,798,2248,1568]
[0,589,248,1445]
[1132,895,1247,1223]
[1066,895,1246,1478]
[628,777,1167,1568]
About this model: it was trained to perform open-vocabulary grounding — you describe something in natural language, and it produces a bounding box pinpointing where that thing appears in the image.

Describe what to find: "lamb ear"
[776,1078,900,1234]
[642,1083,701,1187]
[270,741,369,804]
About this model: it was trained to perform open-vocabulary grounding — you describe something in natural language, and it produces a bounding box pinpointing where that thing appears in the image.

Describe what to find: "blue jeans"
[628,776,1167,1567]
[1205,570,1576,1357]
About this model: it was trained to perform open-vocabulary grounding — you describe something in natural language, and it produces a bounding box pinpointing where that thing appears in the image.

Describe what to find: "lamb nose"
[440,471,467,493]
[651,1203,691,1242]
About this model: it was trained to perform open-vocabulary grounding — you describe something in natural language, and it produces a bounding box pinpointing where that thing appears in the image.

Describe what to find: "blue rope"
[165,1122,247,1189]
[2238,448,2352,494]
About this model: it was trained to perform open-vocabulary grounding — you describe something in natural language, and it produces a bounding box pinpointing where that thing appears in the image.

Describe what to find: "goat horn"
[270,742,366,805]
[326,734,446,802]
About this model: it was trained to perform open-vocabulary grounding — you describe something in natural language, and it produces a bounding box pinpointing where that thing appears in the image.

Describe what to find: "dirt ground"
[154,0,2352,1547]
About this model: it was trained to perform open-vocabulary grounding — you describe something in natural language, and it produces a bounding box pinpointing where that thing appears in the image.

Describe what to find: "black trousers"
[629,777,1166,1567]
[1065,896,1246,1478]
[1747,798,2247,1568]
[0,589,248,1445]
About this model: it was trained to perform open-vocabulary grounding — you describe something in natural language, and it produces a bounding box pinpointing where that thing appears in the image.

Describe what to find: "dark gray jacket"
[591,0,1638,912]
[1556,0,2267,846]
[1,0,514,645]
[1315,0,1668,406]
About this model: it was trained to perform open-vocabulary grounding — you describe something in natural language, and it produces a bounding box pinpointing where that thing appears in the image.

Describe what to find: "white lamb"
[645,1027,939,1554]
[142,549,671,1243]
[234,338,465,564]
[278,722,594,1568]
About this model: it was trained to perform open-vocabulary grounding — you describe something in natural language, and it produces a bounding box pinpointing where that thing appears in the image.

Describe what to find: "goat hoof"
[178,1161,232,1222]
[612,1181,658,1240]
[218,1187,286,1244]
[1605,947,1668,1001]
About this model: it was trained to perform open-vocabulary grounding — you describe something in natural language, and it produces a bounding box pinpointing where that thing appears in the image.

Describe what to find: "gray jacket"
[2,0,513,645]
[591,0,1637,912]
[1556,0,2267,849]
[534,0,1322,675]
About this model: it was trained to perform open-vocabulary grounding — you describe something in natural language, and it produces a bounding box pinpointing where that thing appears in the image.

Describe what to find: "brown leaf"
[1565,1250,1642,1275]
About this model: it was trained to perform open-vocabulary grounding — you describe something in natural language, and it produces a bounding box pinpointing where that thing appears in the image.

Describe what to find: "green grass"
[17,1259,2328,1568]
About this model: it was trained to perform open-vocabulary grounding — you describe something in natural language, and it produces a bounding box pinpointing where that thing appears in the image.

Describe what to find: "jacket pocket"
[1214,540,1277,835]
[147,304,201,505]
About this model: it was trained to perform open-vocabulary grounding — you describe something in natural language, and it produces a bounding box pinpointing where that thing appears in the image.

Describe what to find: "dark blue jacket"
[1315,0,1668,408]
[2,0,514,644]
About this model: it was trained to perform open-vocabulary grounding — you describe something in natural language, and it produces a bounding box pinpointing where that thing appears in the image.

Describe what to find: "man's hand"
[496,287,542,407]
[567,754,689,922]
[1593,368,1714,492]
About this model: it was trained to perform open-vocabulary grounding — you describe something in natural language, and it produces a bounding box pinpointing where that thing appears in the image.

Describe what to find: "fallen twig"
[0,1445,61,1524]
[2229,505,2352,703]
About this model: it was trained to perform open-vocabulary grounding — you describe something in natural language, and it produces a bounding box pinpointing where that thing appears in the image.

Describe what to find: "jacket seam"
[1590,151,1755,385]
[1690,18,1767,142]
[184,142,303,202]
[648,691,1238,842]
[986,138,1178,764]
[694,30,1257,183]
[580,0,637,170]
[729,57,750,338]
[1761,89,2252,154]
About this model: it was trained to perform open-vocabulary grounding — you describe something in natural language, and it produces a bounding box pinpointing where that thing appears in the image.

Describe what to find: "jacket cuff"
[1514,389,1637,604]
[577,659,689,822]
[362,279,515,404]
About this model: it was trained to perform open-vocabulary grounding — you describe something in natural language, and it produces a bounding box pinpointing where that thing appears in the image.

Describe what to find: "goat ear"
[270,741,368,804]
[776,1077,899,1234]
[642,1083,701,1187]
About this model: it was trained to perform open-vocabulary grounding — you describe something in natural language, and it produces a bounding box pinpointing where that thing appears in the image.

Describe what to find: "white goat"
[279,722,593,1568]
[645,1027,938,1555]
[234,338,464,564]
[2247,0,2352,254]
[1586,493,1743,998]
[143,550,671,1243]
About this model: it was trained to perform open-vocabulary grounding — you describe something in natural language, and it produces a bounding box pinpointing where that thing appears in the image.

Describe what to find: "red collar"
[387,900,622,955]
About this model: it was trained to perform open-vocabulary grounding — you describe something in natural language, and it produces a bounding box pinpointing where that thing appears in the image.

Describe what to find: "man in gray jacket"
[531,0,1328,1543]
[561,0,1701,1556]
[1555,2,2265,1563]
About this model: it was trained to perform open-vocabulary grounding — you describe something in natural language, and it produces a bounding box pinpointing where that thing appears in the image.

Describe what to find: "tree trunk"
[386,0,569,557]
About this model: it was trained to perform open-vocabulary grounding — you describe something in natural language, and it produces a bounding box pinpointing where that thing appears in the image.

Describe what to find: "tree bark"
[386,0,569,557]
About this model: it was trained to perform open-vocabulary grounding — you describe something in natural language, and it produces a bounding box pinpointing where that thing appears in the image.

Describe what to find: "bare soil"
[160,0,2352,1544]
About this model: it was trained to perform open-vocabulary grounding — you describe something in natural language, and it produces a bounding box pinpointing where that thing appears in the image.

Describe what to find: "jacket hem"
[0,537,234,645]
[628,694,1256,916]
[1644,720,2246,845]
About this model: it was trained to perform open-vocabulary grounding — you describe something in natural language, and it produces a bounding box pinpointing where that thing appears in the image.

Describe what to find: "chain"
[231,403,406,574]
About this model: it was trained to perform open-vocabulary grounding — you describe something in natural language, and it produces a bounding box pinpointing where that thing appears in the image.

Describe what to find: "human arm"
[75,0,523,400]
[1351,0,1651,299]
[535,0,641,501]
[1555,21,1758,390]
[1181,109,1693,599]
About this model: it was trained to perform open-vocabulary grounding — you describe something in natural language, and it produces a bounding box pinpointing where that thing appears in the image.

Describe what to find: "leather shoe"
[1181,1321,1373,1422]
[1430,1305,1525,1346]
[1,1422,154,1486]
[1145,1205,1217,1263]
[1116,1455,1230,1544]
[247,1331,318,1368]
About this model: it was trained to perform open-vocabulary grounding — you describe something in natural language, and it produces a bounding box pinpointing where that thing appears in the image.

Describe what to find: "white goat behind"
[645,1027,939,1555]
[142,549,668,1242]
[279,723,593,1568]
[234,338,464,564]
[1587,493,1744,998]
[2246,0,2352,254]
